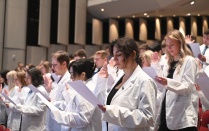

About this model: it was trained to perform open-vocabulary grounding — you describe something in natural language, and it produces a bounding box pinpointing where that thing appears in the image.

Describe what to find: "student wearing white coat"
[45,50,71,131]
[6,71,30,131]
[9,68,48,131]
[0,70,9,126]
[197,29,209,70]
[195,84,209,111]
[154,30,198,130]
[98,37,157,131]
[50,59,102,131]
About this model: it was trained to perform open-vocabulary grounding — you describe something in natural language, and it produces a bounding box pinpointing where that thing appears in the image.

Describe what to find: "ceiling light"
[173,15,176,17]
[190,1,194,5]
[197,14,200,16]
[144,13,147,16]
[117,16,120,18]
[187,13,191,16]
[132,15,135,18]
[101,8,104,12]
[147,15,149,18]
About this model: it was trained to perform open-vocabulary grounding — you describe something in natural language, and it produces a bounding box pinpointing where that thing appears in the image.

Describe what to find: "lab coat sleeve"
[49,83,59,100]
[151,62,163,77]
[0,95,4,104]
[206,56,209,64]
[103,80,156,128]
[52,100,67,111]
[15,96,46,115]
[197,91,209,110]
[50,96,95,128]
[94,76,108,105]
[166,58,197,96]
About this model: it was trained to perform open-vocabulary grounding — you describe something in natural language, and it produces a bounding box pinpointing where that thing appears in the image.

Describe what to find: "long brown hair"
[17,71,28,87]
[165,30,193,72]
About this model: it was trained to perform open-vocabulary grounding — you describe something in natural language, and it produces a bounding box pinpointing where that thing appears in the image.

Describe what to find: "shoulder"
[183,55,196,63]
[200,44,205,48]
[14,86,20,90]
[135,66,155,84]
[37,85,47,93]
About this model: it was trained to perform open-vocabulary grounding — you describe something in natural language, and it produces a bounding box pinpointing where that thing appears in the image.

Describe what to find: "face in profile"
[25,72,32,85]
[0,75,4,84]
[203,34,209,45]
[113,46,126,69]
[51,57,65,75]
[94,54,106,69]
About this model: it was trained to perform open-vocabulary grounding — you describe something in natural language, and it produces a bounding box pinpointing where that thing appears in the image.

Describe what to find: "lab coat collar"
[25,90,35,104]
[58,71,71,86]
[111,65,140,101]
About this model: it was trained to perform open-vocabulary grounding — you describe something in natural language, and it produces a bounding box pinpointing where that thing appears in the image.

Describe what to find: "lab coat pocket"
[118,96,138,110]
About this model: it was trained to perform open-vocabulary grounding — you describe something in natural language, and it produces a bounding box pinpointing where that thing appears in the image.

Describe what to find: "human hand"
[185,35,195,44]
[43,74,52,93]
[198,54,206,62]
[4,89,9,96]
[65,83,70,90]
[194,83,201,91]
[17,83,22,92]
[0,84,2,93]
[154,76,167,86]
[98,104,106,113]
[5,102,9,108]
[108,57,116,68]
[98,61,108,78]
[152,52,160,63]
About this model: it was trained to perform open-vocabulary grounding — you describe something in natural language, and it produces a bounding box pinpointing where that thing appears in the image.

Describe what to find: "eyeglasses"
[203,35,209,39]
[52,63,58,67]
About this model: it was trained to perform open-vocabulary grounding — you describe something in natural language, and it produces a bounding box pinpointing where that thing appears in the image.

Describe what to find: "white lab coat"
[103,65,157,131]
[200,44,209,69]
[151,59,167,116]
[92,64,119,93]
[155,55,199,130]
[5,86,19,128]
[48,71,71,131]
[197,91,209,111]
[50,80,102,131]
[12,85,48,131]
[0,85,8,125]
[7,86,30,131]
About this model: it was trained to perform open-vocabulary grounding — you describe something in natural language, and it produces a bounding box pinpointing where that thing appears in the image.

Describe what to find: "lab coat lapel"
[56,71,70,93]
[25,91,35,104]
[112,66,140,101]
[58,71,70,86]
[110,71,125,91]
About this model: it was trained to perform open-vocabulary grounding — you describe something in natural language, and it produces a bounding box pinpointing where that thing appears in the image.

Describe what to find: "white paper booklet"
[142,67,164,92]
[35,93,59,111]
[188,43,201,58]
[67,80,102,106]
[28,84,51,101]
[196,77,209,101]
[0,92,16,105]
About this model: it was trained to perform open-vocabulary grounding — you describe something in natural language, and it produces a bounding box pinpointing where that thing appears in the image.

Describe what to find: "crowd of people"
[0,29,209,131]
